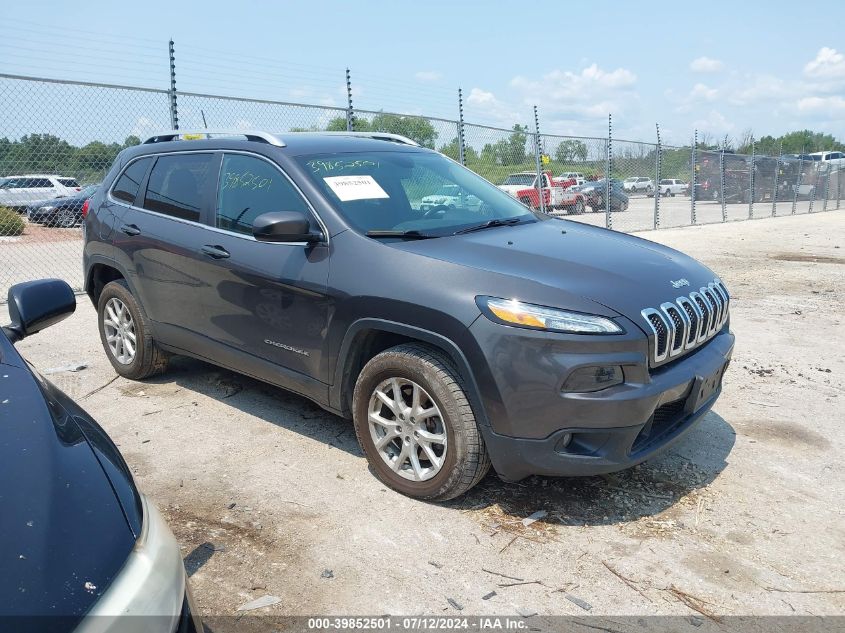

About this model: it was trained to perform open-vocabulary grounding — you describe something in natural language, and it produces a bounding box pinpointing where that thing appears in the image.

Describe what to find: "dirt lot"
[6,212,845,623]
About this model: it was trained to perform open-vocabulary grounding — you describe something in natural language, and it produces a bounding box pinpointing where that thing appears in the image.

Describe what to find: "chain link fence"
[1,73,842,298]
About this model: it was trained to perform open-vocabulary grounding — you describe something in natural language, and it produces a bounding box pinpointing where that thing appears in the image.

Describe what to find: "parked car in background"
[419,184,480,213]
[27,184,99,227]
[570,179,629,211]
[656,178,687,197]
[808,151,845,168]
[623,177,654,194]
[0,175,81,211]
[558,171,586,185]
[1,279,201,633]
[84,129,732,501]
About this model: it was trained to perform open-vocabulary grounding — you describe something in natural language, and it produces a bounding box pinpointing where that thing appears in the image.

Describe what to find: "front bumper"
[75,496,200,633]
[469,316,734,481]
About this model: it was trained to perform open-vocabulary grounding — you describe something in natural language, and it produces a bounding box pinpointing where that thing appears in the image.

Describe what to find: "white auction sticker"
[323,175,389,202]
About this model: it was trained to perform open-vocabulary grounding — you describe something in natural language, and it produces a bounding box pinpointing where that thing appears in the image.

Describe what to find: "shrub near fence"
[0,72,842,298]
[0,207,25,236]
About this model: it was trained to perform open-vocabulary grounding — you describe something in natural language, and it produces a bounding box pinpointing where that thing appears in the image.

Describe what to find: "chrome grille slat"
[642,278,729,365]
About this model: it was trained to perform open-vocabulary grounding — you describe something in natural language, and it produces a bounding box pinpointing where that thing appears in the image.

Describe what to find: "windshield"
[500,174,535,186]
[296,151,535,236]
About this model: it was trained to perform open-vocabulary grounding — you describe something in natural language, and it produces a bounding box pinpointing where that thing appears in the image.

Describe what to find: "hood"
[392,219,719,325]
[0,359,138,623]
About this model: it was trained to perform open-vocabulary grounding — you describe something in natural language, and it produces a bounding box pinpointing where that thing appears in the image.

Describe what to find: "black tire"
[519,196,533,209]
[352,343,491,501]
[595,194,604,210]
[573,198,585,214]
[97,280,169,380]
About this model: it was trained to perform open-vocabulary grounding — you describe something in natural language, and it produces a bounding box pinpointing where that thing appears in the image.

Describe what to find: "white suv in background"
[808,151,845,169]
[0,174,81,211]
[623,177,654,193]
[658,178,687,197]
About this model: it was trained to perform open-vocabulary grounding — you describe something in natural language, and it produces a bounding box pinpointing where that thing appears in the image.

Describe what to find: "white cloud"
[803,47,845,80]
[689,83,718,102]
[508,63,637,122]
[690,57,724,73]
[692,110,735,136]
[464,87,522,126]
[414,71,442,82]
[797,95,845,116]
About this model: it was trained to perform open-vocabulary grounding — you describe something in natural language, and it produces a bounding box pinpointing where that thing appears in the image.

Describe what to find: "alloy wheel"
[367,377,447,482]
[103,297,136,365]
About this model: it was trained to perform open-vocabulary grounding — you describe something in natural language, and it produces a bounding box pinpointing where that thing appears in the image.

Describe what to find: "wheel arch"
[330,319,488,428]
[85,260,130,306]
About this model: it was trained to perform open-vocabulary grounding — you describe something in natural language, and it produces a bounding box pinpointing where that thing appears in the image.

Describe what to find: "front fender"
[328,317,493,431]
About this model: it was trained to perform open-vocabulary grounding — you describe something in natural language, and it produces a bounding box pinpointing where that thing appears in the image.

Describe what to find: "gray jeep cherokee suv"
[83,130,734,500]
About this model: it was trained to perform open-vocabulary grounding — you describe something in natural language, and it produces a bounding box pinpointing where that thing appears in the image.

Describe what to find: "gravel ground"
[6,211,844,623]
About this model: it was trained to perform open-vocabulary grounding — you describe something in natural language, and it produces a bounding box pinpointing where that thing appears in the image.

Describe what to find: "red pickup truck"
[497,171,586,214]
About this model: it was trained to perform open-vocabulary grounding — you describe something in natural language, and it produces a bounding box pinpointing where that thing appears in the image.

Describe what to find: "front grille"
[641,279,729,365]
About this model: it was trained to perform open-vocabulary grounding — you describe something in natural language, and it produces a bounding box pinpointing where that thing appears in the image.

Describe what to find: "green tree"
[369,113,437,148]
[1,134,75,174]
[554,139,588,163]
[494,124,529,165]
[437,137,478,162]
[324,115,371,132]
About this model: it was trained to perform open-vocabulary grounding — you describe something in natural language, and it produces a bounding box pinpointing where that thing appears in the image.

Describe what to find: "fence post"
[606,114,613,230]
[691,129,697,225]
[168,39,178,130]
[809,159,819,213]
[345,68,354,132]
[792,150,804,215]
[822,161,831,212]
[653,123,661,229]
[838,161,842,210]
[748,138,755,219]
[771,140,781,217]
[457,88,466,166]
[533,106,546,215]
[720,148,727,222]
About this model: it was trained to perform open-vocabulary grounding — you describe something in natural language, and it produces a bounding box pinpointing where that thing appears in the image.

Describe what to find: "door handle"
[120,223,141,236]
[201,244,230,259]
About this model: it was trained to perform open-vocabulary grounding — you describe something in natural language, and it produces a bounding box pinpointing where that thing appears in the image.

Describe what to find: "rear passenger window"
[57,178,79,187]
[32,178,54,188]
[216,154,310,235]
[112,157,152,204]
[143,154,214,222]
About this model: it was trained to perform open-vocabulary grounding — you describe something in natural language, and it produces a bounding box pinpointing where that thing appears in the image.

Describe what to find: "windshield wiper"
[365,229,437,240]
[453,217,524,235]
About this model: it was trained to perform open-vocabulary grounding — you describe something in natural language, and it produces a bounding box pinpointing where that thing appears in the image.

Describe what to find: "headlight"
[479,297,623,334]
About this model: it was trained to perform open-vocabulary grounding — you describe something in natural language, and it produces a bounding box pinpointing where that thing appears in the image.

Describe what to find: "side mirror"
[252,211,324,243]
[5,278,76,343]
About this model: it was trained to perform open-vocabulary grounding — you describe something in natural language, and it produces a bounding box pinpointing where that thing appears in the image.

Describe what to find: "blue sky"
[2,0,844,146]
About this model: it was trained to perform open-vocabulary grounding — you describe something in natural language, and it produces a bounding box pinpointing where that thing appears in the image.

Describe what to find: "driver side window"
[217,154,311,236]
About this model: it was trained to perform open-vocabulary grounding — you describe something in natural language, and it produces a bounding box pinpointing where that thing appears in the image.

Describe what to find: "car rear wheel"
[56,208,76,228]
[97,280,169,380]
[353,343,490,501]
[573,199,585,214]
[519,196,532,208]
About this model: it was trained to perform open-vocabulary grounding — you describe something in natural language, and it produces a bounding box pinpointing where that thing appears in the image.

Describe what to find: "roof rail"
[317,132,420,146]
[143,130,285,147]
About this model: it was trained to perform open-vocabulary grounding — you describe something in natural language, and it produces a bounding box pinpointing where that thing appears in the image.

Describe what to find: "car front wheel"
[97,280,169,380]
[353,343,491,501]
